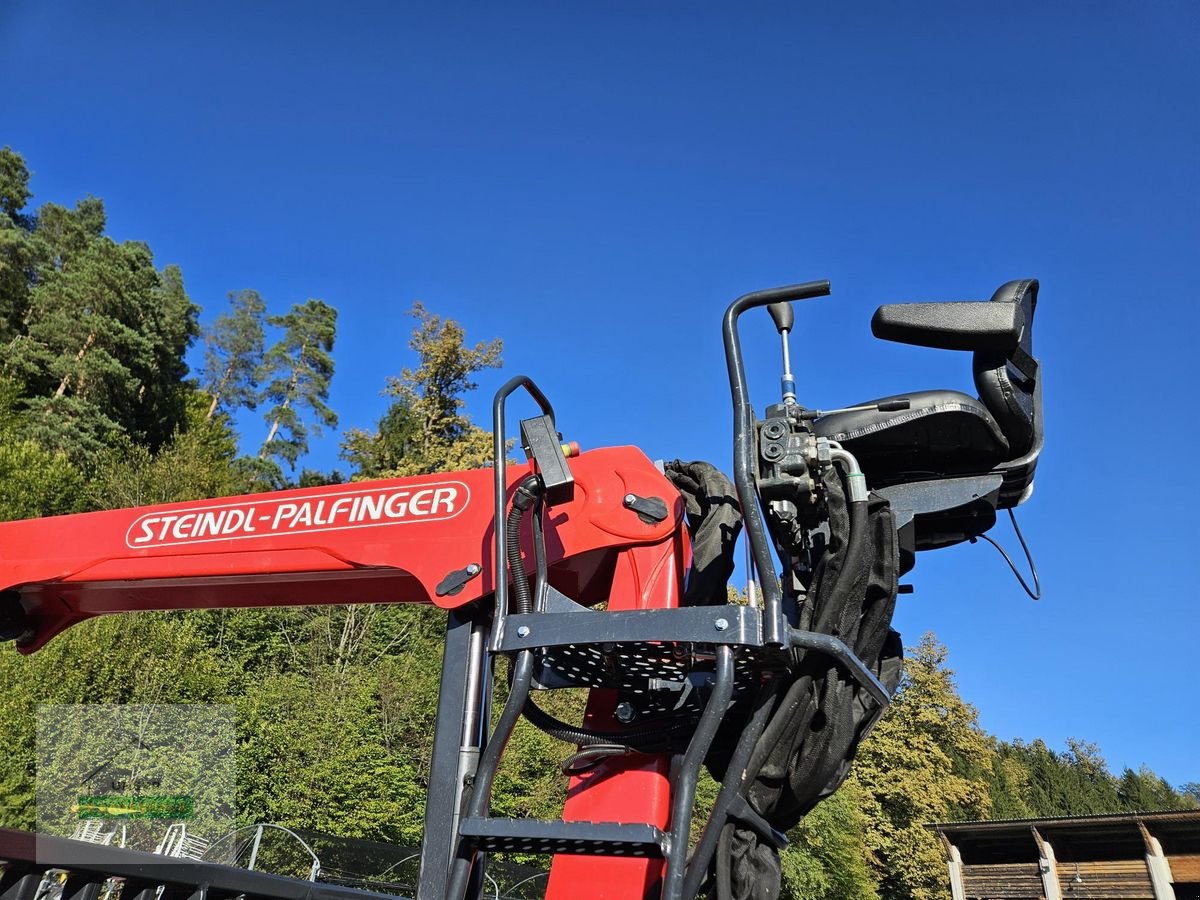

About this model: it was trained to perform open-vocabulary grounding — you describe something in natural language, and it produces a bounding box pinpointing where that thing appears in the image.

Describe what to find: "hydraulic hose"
[505,475,542,615]
[522,691,692,750]
[813,449,869,641]
[681,679,781,900]
[503,474,699,749]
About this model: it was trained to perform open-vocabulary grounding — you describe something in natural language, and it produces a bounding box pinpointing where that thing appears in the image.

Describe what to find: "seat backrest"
[972,279,1039,457]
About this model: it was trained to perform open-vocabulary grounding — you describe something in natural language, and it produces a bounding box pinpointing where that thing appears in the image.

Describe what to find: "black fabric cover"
[664,460,744,606]
[709,469,903,899]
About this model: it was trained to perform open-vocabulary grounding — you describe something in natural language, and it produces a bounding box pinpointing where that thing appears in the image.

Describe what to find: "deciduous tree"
[342,302,501,478]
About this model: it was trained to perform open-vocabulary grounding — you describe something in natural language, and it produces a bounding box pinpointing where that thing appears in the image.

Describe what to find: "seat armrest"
[871,301,1024,353]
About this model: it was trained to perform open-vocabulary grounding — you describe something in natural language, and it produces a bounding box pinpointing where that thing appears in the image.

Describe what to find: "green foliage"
[0,437,84,520]
[258,298,338,468]
[1117,764,1196,812]
[236,670,425,840]
[0,613,233,831]
[0,148,36,344]
[781,784,880,900]
[849,634,994,900]
[0,376,83,519]
[2,185,198,465]
[0,146,32,220]
[342,302,501,478]
[203,289,266,420]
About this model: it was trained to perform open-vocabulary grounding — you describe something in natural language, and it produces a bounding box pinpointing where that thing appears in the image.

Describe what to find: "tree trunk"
[259,365,300,458]
[206,363,234,421]
[54,331,96,398]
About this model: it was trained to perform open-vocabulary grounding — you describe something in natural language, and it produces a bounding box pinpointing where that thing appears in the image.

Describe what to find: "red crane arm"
[0,446,686,653]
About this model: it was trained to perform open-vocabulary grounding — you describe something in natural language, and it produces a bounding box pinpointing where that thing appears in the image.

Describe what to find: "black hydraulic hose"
[681,680,781,900]
[522,691,692,749]
[501,476,690,748]
[722,281,831,645]
[505,475,541,615]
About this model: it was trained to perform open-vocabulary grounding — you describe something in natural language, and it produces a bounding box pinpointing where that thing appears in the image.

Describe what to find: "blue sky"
[3,2,1197,790]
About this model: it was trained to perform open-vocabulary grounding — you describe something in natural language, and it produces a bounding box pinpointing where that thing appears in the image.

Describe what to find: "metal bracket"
[498,587,763,652]
[622,492,669,524]
[435,563,482,597]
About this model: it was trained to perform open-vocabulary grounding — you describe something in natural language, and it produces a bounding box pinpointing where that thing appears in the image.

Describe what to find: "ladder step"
[458,817,666,857]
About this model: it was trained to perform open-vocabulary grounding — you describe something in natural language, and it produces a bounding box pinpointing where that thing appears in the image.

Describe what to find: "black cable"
[500,475,694,750]
[814,461,868,639]
[505,475,541,615]
[681,680,781,900]
[522,690,692,750]
[970,508,1041,600]
[562,744,630,775]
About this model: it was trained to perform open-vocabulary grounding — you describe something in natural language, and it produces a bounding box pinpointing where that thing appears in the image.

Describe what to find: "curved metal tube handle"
[722,280,831,644]
[491,375,555,629]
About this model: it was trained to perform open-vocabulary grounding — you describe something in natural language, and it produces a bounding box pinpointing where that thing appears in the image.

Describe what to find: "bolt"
[614,702,635,724]
[516,625,531,638]
[465,563,481,576]
[714,618,729,632]
[623,493,638,506]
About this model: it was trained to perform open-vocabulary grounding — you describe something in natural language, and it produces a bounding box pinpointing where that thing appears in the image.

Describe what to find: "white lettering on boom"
[124,481,470,549]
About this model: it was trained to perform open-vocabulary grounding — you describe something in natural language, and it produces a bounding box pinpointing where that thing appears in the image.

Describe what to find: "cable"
[522,689,692,751]
[561,744,630,775]
[970,508,1042,600]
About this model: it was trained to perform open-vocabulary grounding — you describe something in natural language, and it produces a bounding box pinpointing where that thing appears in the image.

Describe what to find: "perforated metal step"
[458,817,666,857]
[537,643,763,717]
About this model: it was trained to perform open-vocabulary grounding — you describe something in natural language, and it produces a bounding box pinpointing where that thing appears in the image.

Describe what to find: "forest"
[0,146,1195,900]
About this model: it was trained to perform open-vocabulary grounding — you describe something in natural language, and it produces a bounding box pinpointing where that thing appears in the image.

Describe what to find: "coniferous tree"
[258,299,338,468]
[202,289,266,421]
[0,148,36,345]
[4,194,198,462]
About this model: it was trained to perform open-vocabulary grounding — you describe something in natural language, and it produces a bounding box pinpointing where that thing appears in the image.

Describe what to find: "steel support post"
[418,606,489,900]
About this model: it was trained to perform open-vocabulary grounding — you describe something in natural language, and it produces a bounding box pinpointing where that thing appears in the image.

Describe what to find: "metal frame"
[0,829,399,900]
[415,362,893,900]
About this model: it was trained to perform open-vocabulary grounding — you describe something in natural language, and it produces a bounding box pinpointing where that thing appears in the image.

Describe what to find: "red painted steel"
[0,447,681,652]
[1,445,689,898]
[544,537,689,899]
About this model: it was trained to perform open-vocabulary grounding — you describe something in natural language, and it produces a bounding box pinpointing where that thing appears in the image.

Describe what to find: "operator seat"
[814,279,1041,512]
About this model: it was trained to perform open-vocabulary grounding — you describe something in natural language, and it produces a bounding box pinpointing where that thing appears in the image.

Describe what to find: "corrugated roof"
[928,809,1200,830]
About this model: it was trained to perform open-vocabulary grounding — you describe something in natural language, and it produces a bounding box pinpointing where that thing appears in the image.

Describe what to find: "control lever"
[798,398,912,419]
[768,301,797,406]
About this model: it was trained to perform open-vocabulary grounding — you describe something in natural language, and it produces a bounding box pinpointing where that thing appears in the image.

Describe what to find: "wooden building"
[929,811,1200,900]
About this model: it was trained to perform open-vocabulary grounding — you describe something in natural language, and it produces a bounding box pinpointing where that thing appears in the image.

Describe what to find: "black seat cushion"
[814,390,1009,486]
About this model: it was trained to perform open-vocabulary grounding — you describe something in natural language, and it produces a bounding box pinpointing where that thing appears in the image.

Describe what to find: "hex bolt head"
[516,625,531,638]
[614,702,635,724]
[466,563,481,576]
[623,493,638,506]
[714,617,729,632]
